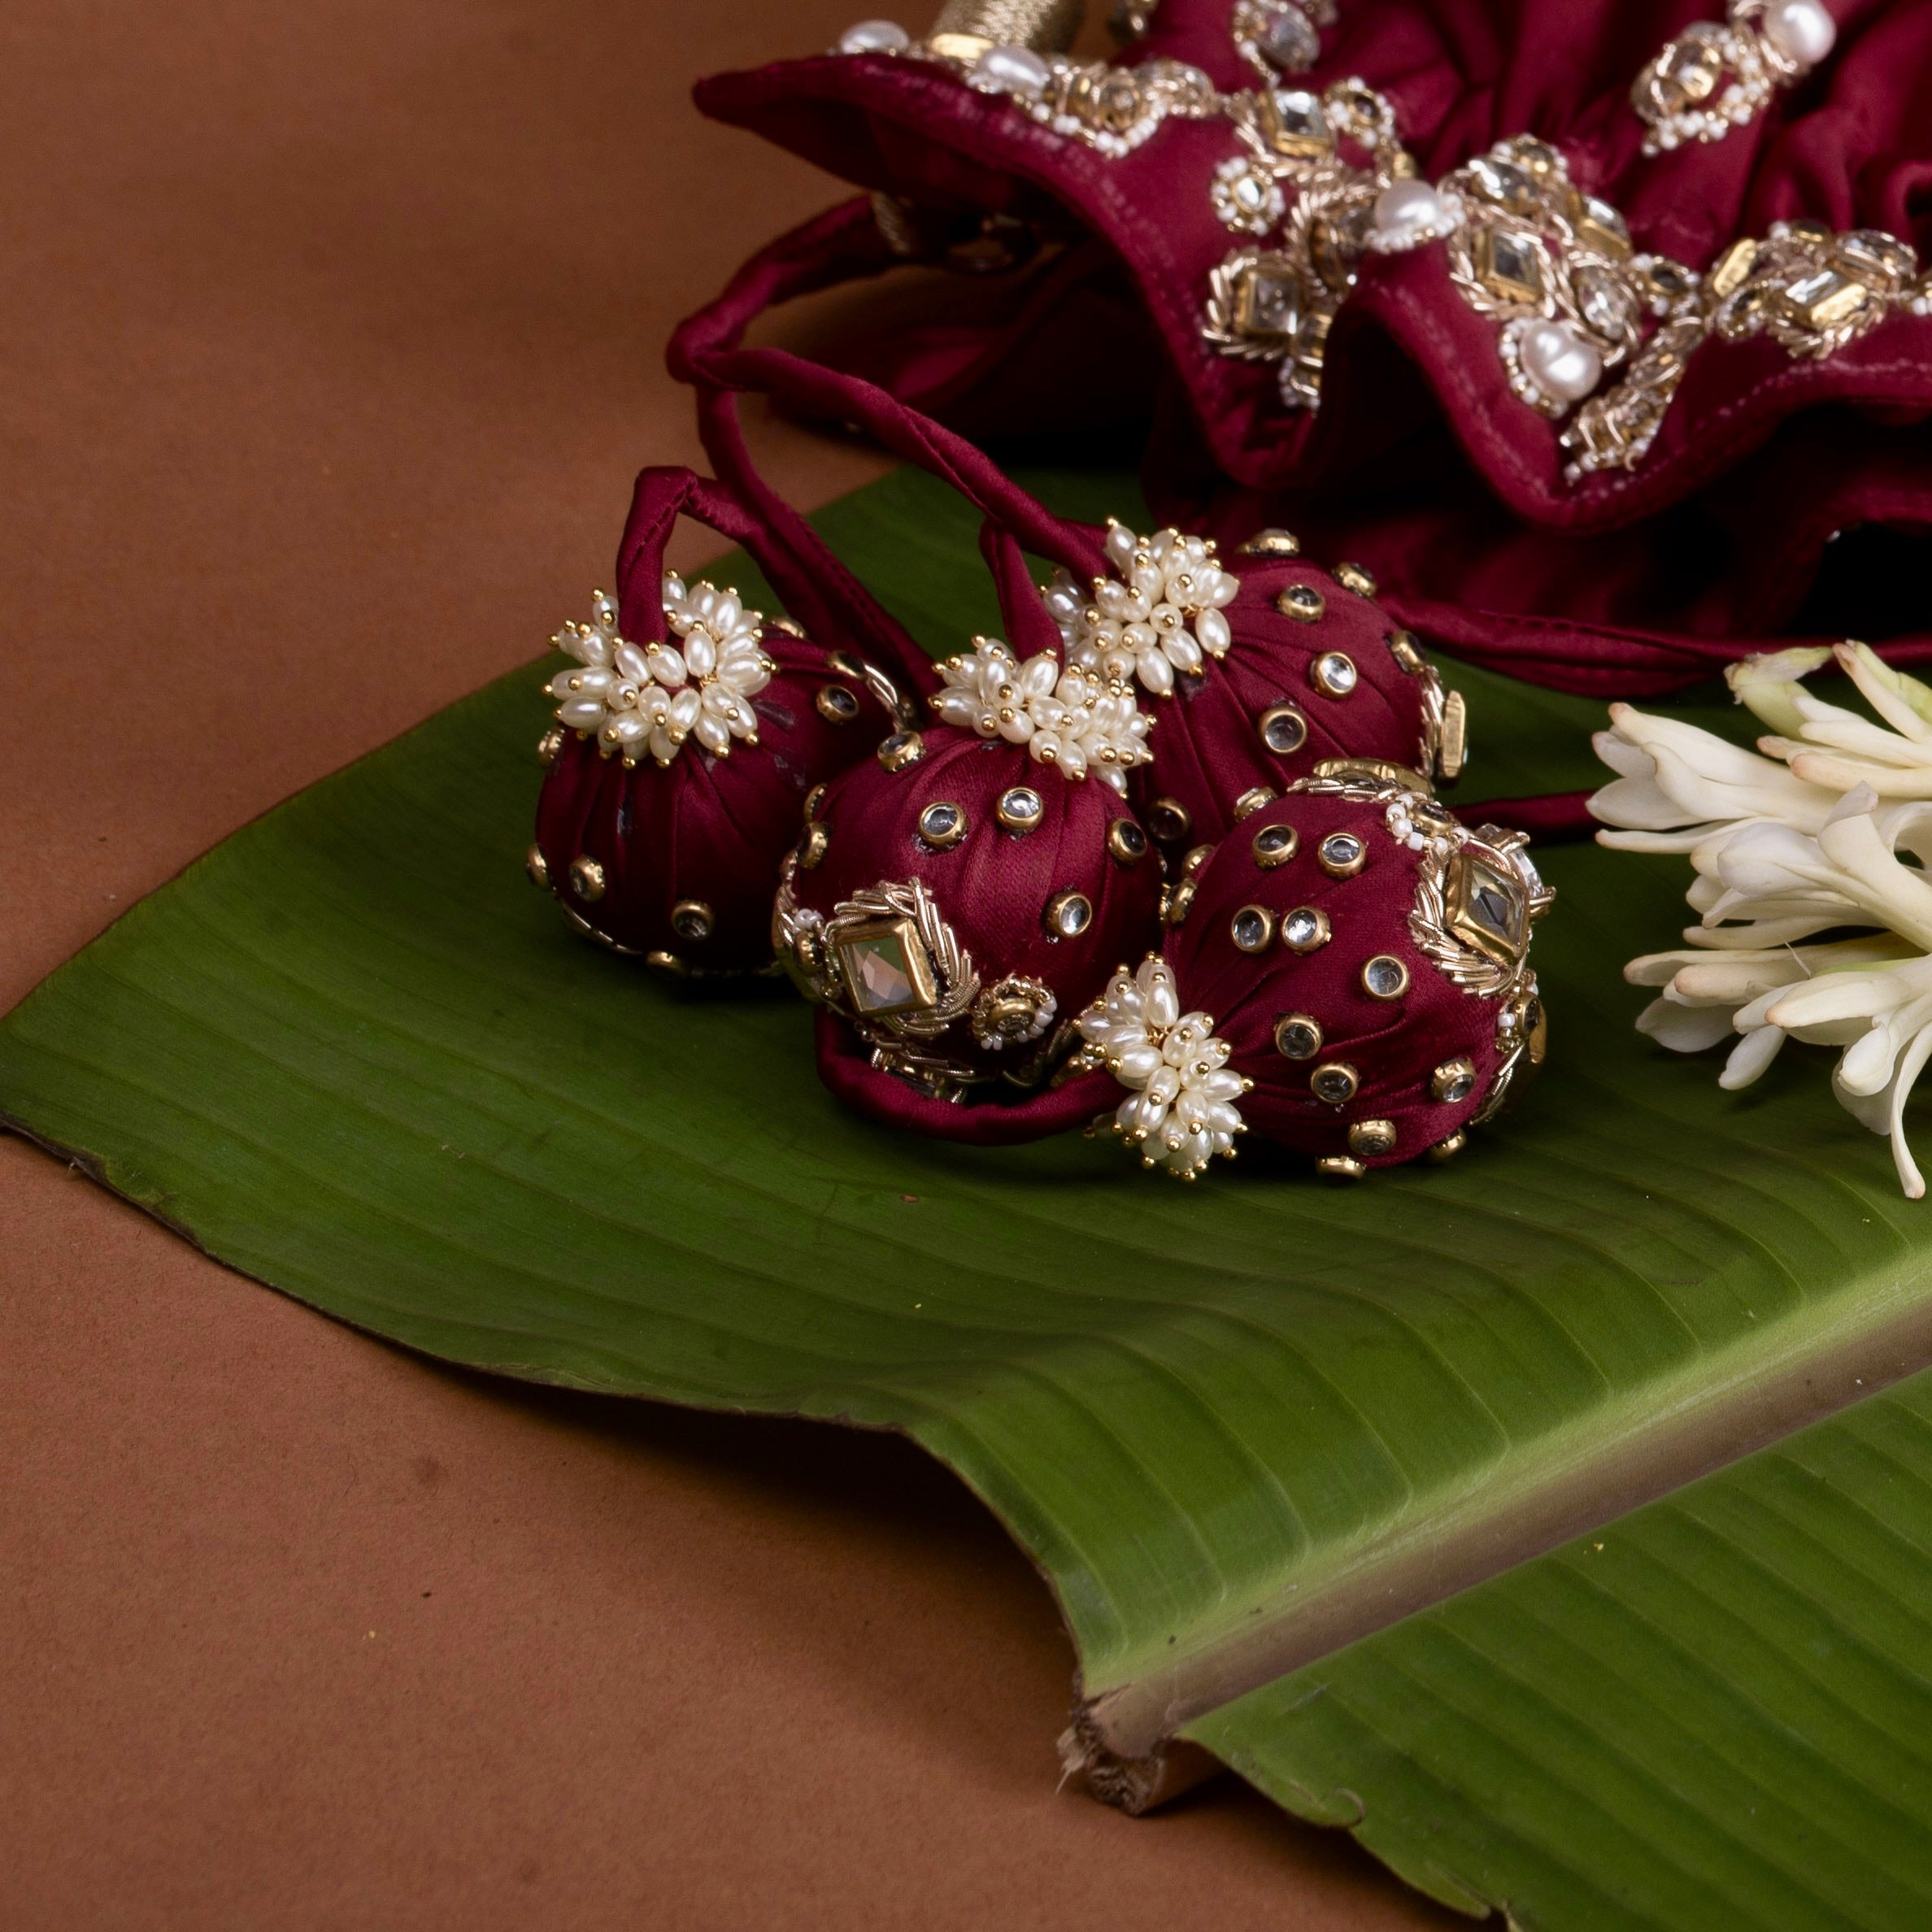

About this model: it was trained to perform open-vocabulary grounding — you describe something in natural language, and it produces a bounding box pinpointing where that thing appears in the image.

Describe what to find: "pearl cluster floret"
[1079,957,1249,1179]
[1045,521,1240,698]
[930,637,1154,791]
[548,578,776,768]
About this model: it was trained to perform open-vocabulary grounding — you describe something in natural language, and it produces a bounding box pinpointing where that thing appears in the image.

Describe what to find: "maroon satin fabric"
[690,0,1932,691]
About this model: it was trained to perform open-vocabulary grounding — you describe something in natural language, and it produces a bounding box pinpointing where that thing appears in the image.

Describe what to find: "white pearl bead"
[1762,0,1835,65]
[974,43,1052,93]
[1518,319,1603,403]
[837,18,909,54]
[1373,178,1447,239]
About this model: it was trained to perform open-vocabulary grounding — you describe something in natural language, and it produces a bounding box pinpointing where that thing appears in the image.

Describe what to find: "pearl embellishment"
[837,19,909,54]
[1516,318,1603,405]
[1365,179,1464,254]
[1761,0,1836,66]
[972,44,1052,95]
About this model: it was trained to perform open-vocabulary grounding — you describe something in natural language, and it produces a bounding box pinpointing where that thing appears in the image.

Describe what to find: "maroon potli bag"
[655,259,1557,1171]
[681,0,1932,694]
[529,463,929,974]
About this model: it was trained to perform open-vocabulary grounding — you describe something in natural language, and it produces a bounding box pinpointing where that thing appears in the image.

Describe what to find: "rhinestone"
[799,821,829,869]
[1426,1129,1469,1162]
[568,855,606,902]
[1147,797,1193,845]
[1348,1118,1397,1158]
[1234,259,1302,349]
[816,683,861,723]
[1573,195,1632,261]
[1273,1012,1322,1060]
[1233,785,1277,821]
[525,843,550,890]
[1252,822,1299,868]
[1468,154,1538,213]
[839,921,933,1016]
[919,801,968,849]
[1182,843,1216,876]
[1643,259,1695,304]
[1317,1155,1366,1181]
[1362,954,1408,999]
[1386,629,1424,673]
[1707,237,1760,300]
[1334,561,1377,598]
[1310,1061,1359,1104]
[1261,86,1332,159]
[1282,905,1330,953]
[1575,263,1638,339]
[1238,527,1300,558]
[997,785,1046,833]
[1431,1056,1477,1103]
[1254,0,1319,68]
[1231,904,1276,953]
[1473,225,1546,305]
[1439,690,1469,781]
[1107,820,1149,865]
[1836,230,1916,289]
[1658,37,1721,106]
[825,649,865,677]
[877,731,925,771]
[671,900,715,942]
[1312,651,1357,696]
[1046,889,1093,938]
[1317,831,1366,877]
[536,726,565,767]
[1164,878,1198,926]
[1259,703,1309,755]
[1780,268,1869,331]
[1277,584,1325,623]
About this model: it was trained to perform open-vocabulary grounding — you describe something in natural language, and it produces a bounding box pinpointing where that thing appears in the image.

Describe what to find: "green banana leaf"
[1192,1363,1932,1930]
[5,465,1930,1925]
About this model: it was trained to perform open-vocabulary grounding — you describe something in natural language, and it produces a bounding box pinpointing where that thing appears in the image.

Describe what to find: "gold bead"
[536,726,565,767]
[1251,822,1299,869]
[525,843,550,890]
[1317,1155,1366,1182]
[1334,561,1377,598]
[1044,889,1093,938]
[1232,785,1277,821]
[1430,1056,1477,1103]
[816,683,862,724]
[1146,797,1192,845]
[1277,584,1325,623]
[877,731,925,772]
[799,821,829,869]
[1348,1118,1397,1158]
[1107,819,1149,866]
[1238,527,1300,558]
[671,900,714,943]
[1426,1130,1468,1163]
[568,855,605,902]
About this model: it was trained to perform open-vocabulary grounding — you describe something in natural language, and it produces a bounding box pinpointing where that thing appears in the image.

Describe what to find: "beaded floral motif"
[1043,521,1239,699]
[1078,957,1248,1179]
[1630,0,1834,157]
[930,637,1154,790]
[547,579,774,768]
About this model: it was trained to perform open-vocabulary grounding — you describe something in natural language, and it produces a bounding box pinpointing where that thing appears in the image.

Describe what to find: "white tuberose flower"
[546,576,774,768]
[1042,520,1239,698]
[1077,956,1248,1180]
[930,636,1153,793]
[1601,632,1932,1197]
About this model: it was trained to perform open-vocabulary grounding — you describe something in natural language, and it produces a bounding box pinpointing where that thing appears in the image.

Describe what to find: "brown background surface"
[0,3,1456,1925]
